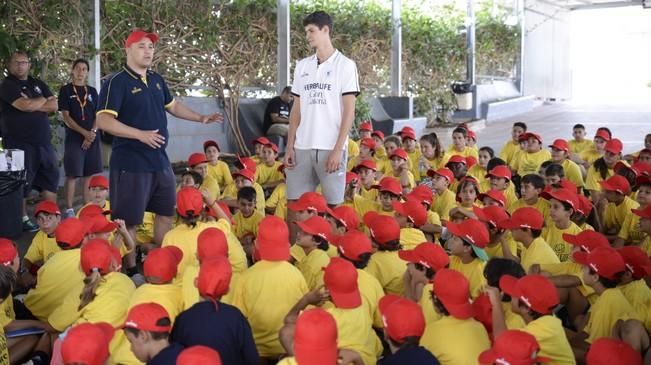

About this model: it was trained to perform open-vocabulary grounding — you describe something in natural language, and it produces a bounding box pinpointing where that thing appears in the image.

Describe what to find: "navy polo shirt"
[378,346,441,365]
[170,301,259,365]
[58,83,99,144]
[96,65,174,172]
[148,342,184,365]
[0,75,54,145]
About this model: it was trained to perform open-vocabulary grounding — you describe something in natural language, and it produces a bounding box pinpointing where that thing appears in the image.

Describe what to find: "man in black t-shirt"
[0,51,59,232]
[263,86,292,137]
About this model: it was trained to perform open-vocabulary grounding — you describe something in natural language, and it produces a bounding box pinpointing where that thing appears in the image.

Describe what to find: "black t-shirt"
[148,342,184,365]
[263,96,291,134]
[58,83,99,144]
[170,301,259,365]
[0,75,54,145]
[378,346,441,365]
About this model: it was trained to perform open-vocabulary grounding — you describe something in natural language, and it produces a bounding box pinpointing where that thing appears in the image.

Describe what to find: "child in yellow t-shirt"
[378,135,403,177]
[356,120,373,142]
[400,129,422,180]
[514,133,552,177]
[585,138,622,200]
[541,188,582,262]
[407,186,443,241]
[450,176,480,222]
[221,168,266,214]
[251,136,270,165]
[265,164,287,219]
[509,174,549,218]
[499,122,527,168]
[445,219,489,299]
[445,155,468,192]
[568,123,594,157]
[473,205,518,259]
[614,177,651,249]
[466,129,479,153]
[364,213,407,296]
[371,130,387,161]
[427,168,457,223]
[617,246,651,332]
[203,140,233,189]
[352,159,378,202]
[575,128,610,169]
[573,194,596,231]
[388,148,415,192]
[77,174,111,216]
[24,201,62,276]
[467,146,493,187]
[485,165,516,207]
[392,199,427,250]
[499,207,559,271]
[447,126,478,159]
[478,189,507,209]
[548,139,585,189]
[600,175,639,240]
[347,137,377,172]
[187,152,221,203]
[294,216,332,290]
[349,176,401,221]
[417,133,451,182]
[233,186,265,257]
[256,142,283,190]
[476,258,526,334]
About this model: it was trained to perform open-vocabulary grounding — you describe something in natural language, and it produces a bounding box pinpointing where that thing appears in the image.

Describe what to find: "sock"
[22,215,30,222]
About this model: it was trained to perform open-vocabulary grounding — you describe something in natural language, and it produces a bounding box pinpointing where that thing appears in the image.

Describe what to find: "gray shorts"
[286,148,347,205]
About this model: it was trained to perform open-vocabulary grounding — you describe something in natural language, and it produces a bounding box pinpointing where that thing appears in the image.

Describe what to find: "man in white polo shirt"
[284,10,360,208]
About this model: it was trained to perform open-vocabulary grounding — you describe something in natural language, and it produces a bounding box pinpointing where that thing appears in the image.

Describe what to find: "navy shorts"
[3,139,60,196]
[63,137,103,178]
[109,165,176,226]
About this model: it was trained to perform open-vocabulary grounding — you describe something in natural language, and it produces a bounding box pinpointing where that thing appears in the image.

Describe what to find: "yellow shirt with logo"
[0,295,14,328]
[365,251,406,296]
[449,256,486,299]
[266,183,287,219]
[207,160,233,189]
[519,237,560,272]
[542,222,582,262]
[522,315,575,365]
[584,288,637,344]
[24,230,61,265]
[421,316,491,365]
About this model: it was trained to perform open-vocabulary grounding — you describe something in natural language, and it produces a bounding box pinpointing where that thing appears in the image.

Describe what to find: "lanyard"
[72,84,88,120]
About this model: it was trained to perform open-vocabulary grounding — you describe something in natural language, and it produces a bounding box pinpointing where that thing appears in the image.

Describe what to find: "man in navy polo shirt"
[96,29,222,247]
[0,51,59,232]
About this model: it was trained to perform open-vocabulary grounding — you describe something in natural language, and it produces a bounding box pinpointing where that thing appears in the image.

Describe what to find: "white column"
[391,0,402,96]
[89,0,101,89]
[277,0,290,94]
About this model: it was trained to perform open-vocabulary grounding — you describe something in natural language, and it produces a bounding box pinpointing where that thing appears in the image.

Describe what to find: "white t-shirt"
[291,50,359,150]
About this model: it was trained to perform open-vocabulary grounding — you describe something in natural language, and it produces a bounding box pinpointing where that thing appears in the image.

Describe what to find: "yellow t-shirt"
[604,197,639,234]
[296,249,330,291]
[414,153,452,182]
[447,146,479,159]
[584,288,636,344]
[207,160,233,189]
[200,175,221,203]
[560,159,584,188]
[233,211,264,240]
[467,164,488,187]
[0,294,14,328]
[357,269,384,328]
[400,228,427,250]
[24,230,61,265]
[542,222,582,262]
[421,316,490,365]
[162,221,211,280]
[231,260,309,357]
[365,251,406,296]
[420,283,441,325]
[360,184,379,202]
[639,236,651,256]
[49,272,135,331]
[129,283,184,322]
[325,302,380,365]
[619,279,651,331]
[580,148,602,167]
[449,256,486,299]
[407,149,423,181]
[266,183,287,219]
[499,140,520,168]
[515,150,552,176]
[389,170,415,190]
[584,166,613,192]
[277,357,297,365]
[24,249,85,322]
[221,182,266,213]
[617,211,646,245]
[136,212,156,245]
[256,161,284,187]
[502,301,526,330]
[519,237,560,272]
[484,235,519,259]
[0,328,7,365]
[508,198,550,216]
[433,188,457,222]
[522,315,575,365]
[540,262,597,304]
[348,136,360,159]
[569,139,594,155]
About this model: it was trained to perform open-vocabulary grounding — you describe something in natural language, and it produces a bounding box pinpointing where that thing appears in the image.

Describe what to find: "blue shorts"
[63,137,102,178]
[2,139,60,196]
[109,165,176,226]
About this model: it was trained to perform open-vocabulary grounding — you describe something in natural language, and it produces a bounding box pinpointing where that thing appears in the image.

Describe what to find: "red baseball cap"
[61,322,115,365]
[485,165,512,181]
[176,187,204,217]
[618,246,651,280]
[433,269,474,319]
[359,121,373,132]
[177,346,222,365]
[604,138,623,154]
[252,136,270,146]
[498,207,544,231]
[389,148,409,161]
[263,142,278,153]
[409,185,434,206]
[473,205,510,228]
[327,206,359,230]
[630,161,651,176]
[447,219,490,260]
[206,202,233,224]
[373,176,402,196]
[562,231,609,254]
[379,294,426,343]
[89,175,109,189]
[586,338,642,365]
[0,239,18,266]
[445,155,467,166]
[294,308,338,365]
[256,216,290,261]
[124,302,171,332]
[522,132,542,143]
[599,175,630,195]
[34,200,61,217]
[83,213,118,234]
[232,168,255,183]
[125,29,159,48]
[323,257,361,309]
[398,126,415,136]
[576,194,593,216]
[594,129,611,142]
[466,130,477,141]
[78,204,111,220]
[632,204,651,219]
[401,129,417,141]
[392,199,427,227]
[197,228,229,261]
[363,212,400,245]
[371,130,385,140]
[465,156,478,169]
[187,153,208,167]
[499,274,559,314]
[354,159,377,172]
[479,330,550,365]
[541,188,578,211]
[237,156,257,172]
[478,189,507,207]
[427,167,454,183]
[197,257,232,300]
[359,137,376,150]
[542,179,577,195]
[80,239,113,276]
[203,140,220,151]
[296,216,333,243]
[548,139,569,153]
[334,230,372,261]
[287,191,328,213]
[573,247,626,280]
[398,242,449,271]
[55,218,90,248]
[144,246,183,283]
[346,171,359,185]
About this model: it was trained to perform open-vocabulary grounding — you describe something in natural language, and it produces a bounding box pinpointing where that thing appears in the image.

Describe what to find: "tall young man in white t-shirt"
[284,11,360,210]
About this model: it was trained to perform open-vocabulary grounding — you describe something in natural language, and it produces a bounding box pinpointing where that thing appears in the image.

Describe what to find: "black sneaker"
[22,219,39,233]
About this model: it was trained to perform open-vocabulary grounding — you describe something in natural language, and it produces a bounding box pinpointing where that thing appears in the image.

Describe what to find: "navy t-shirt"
[263,96,291,134]
[96,65,174,172]
[58,83,99,144]
[378,346,441,365]
[170,301,259,365]
[0,75,54,145]
[148,342,184,365]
